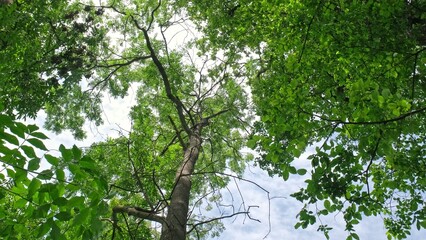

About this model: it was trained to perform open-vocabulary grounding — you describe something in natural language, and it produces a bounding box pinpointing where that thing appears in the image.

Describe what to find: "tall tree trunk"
[160,124,203,240]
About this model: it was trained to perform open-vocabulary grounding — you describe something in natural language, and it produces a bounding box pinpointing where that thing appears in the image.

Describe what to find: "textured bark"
[160,124,203,240]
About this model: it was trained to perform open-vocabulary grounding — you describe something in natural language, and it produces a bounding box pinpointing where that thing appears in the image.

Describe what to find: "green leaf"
[247,138,257,149]
[29,131,49,140]
[72,208,91,226]
[72,145,82,160]
[50,221,64,240]
[37,169,54,180]
[0,131,19,145]
[59,144,73,162]
[419,220,426,229]
[324,200,331,211]
[0,114,13,126]
[14,198,28,208]
[28,158,41,171]
[68,196,85,208]
[37,221,51,238]
[39,183,56,193]
[56,169,65,181]
[53,197,68,207]
[79,159,97,171]
[28,178,42,198]
[55,211,72,221]
[6,168,15,178]
[297,169,307,175]
[21,145,37,158]
[45,154,59,166]
[34,204,51,218]
[9,123,26,138]
[27,124,39,133]
[27,138,48,150]
[282,169,290,181]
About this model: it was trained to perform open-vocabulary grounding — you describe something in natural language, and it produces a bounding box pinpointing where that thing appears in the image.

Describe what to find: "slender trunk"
[160,124,203,240]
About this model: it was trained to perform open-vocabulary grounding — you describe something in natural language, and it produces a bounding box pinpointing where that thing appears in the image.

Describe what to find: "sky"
[28,88,426,240]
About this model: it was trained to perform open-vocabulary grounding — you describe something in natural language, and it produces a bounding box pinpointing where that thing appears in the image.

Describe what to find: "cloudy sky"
[28,86,425,240]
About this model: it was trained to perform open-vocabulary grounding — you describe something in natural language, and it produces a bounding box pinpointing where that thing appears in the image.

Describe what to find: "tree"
[1,0,258,239]
[181,0,426,239]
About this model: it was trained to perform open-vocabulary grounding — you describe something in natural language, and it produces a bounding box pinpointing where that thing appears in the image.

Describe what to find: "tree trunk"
[160,124,203,240]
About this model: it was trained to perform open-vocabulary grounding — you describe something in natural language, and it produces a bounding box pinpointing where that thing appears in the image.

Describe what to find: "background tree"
[180,0,426,239]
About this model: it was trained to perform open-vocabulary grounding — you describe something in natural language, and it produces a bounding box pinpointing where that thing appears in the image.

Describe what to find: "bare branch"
[187,207,260,234]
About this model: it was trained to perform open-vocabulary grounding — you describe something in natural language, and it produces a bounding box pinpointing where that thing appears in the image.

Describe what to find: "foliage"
[181,0,426,239]
[0,0,107,138]
[0,103,110,239]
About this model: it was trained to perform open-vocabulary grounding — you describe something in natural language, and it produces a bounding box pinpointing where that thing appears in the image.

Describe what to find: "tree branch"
[187,207,260,234]
[112,206,166,225]
[133,18,192,135]
[310,106,426,125]
[205,109,229,121]
[168,115,187,149]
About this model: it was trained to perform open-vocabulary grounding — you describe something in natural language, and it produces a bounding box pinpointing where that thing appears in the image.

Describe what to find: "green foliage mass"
[2,0,426,239]
[0,103,110,239]
[182,0,426,239]
[0,0,107,137]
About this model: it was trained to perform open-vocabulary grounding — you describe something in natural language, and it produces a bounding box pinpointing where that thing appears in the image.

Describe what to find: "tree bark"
[160,124,203,240]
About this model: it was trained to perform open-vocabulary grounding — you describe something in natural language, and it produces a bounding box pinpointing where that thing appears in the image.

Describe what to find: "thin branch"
[168,115,187,149]
[365,134,382,195]
[109,184,141,194]
[135,20,192,135]
[159,134,178,156]
[205,109,229,121]
[147,0,162,31]
[121,212,135,240]
[309,106,426,125]
[187,207,260,234]
[191,171,269,194]
[152,169,169,208]
[112,206,166,225]
[125,139,155,210]
[95,56,150,69]
[411,51,419,99]
[298,2,322,63]
[0,185,39,206]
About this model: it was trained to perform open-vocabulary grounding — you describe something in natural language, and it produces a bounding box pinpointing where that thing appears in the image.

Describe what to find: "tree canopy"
[182,0,426,239]
[1,0,426,239]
